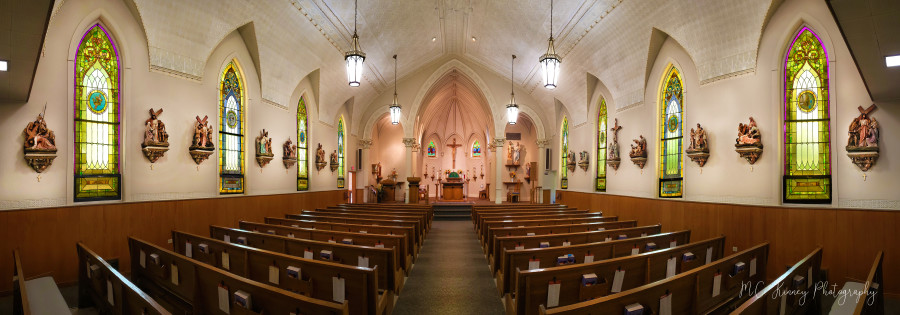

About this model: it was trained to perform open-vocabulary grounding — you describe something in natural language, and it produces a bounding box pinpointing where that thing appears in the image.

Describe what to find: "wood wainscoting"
[0,190,346,295]
[557,190,900,297]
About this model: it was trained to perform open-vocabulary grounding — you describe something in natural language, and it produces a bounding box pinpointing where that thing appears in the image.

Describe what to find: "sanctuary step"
[432,203,473,221]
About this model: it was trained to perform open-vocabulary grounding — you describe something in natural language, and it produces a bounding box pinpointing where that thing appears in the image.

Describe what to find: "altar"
[441,172,465,201]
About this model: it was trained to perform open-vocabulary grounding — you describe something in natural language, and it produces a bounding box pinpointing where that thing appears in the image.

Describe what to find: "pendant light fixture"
[506,54,519,125]
[539,0,561,89]
[345,0,365,87]
[389,55,402,125]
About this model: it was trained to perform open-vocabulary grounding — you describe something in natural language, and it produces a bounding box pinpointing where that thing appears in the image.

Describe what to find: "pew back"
[855,251,885,315]
[12,250,31,315]
[77,243,171,315]
[729,247,823,315]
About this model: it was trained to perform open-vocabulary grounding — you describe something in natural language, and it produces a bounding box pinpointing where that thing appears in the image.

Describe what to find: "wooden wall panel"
[558,190,900,297]
[0,190,346,294]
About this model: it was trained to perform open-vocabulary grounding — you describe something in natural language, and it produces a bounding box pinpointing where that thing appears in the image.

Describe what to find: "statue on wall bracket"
[22,105,57,173]
[315,143,327,171]
[283,137,297,169]
[578,151,590,171]
[846,104,879,171]
[629,135,648,169]
[735,117,763,164]
[607,118,622,170]
[255,129,274,168]
[329,150,339,172]
[566,150,577,172]
[686,123,710,167]
[141,108,169,163]
[189,115,215,165]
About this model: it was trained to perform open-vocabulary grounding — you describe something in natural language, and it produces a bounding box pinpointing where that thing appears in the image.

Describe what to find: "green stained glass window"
[472,141,481,157]
[659,66,683,198]
[784,27,831,203]
[427,141,437,157]
[596,98,607,191]
[74,24,121,202]
[337,117,346,188]
[560,117,569,189]
[297,96,309,191]
[219,61,245,194]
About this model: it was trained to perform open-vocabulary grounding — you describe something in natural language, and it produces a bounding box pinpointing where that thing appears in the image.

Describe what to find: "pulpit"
[441,172,465,201]
[380,179,396,202]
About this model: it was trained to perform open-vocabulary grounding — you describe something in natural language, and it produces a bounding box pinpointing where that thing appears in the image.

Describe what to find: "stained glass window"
[659,66,683,198]
[560,117,568,189]
[427,141,437,157]
[472,140,481,157]
[297,96,309,191]
[337,117,346,188]
[596,98,607,192]
[74,24,121,202]
[219,61,245,194]
[784,27,831,203]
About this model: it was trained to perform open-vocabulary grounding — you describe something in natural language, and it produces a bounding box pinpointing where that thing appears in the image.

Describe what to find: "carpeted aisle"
[392,220,505,315]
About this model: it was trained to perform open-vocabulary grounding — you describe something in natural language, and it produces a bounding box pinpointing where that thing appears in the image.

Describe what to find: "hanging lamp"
[345,0,365,87]
[389,55,402,125]
[539,0,561,89]
[506,55,519,125]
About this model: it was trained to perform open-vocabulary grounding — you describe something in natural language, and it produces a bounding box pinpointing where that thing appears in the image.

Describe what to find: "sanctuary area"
[0,0,898,314]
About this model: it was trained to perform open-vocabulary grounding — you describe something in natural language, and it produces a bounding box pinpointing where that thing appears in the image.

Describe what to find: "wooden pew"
[540,243,770,315]
[305,209,429,232]
[287,214,424,245]
[129,237,349,315]
[282,214,423,251]
[75,243,172,315]
[509,237,726,315]
[331,205,433,221]
[500,230,691,296]
[480,216,618,243]
[854,251,885,315]
[730,247,825,315]
[13,249,74,315]
[172,231,391,315]
[12,250,32,315]
[238,221,412,271]
[476,210,589,235]
[264,217,419,254]
[209,226,402,293]
[477,213,603,236]
[473,208,581,226]
[486,220,639,255]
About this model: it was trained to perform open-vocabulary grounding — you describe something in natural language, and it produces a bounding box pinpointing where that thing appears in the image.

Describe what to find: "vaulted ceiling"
[418,70,492,143]
[117,0,782,128]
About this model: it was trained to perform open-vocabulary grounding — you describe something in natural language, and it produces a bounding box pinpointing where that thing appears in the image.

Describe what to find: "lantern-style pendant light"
[506,55,519,125]
[389,55,402,125]
[345,0,365,87]
[539,0,561,89]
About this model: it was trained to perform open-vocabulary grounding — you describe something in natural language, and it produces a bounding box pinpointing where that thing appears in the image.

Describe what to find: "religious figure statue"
[735,117,762,147]
[630,135,647,158]
[255,129,274,156]
[607,119,622,170]
[566,150,577,172]
[329,150,339,172]
[524,162,532,183]
[142,108,168,147]
[23,108,56,151]
[513,142,522,165]
[687,123,709,153]
[283,138,297,159]
[315,143,327,171]
[846,104,880,171]
[23,106,58,173]
[191,115,214,150]
[507,143,515,164]
[578,151,590,171]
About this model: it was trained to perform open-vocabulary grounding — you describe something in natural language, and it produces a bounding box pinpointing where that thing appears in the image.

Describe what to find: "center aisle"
[392,220,505,315]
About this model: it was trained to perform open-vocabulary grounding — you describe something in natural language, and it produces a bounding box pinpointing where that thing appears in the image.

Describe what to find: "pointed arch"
[472,140,482,157]
[297,95,309,191]
[219,60,246,194]
[596,97,607,192]
[560,116,569,189]
[659,65,684,198]
[783,26,831,203]
[337,116,346,188]
[74,23,122,202]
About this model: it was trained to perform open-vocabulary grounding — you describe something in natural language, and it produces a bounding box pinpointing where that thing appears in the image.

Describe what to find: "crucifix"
[446,138,463,168]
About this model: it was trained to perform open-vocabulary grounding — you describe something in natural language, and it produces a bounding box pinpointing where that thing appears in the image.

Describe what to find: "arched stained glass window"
[297,96,309,191]
[784,27,831,203]
[472,140,481,157]
[560,117,569,189]
[659,66,683,198]
[337,117,346,188]
[596,98,607,192]
[74,24,121,201]
[427,141,437,157]
[219,61,245,194]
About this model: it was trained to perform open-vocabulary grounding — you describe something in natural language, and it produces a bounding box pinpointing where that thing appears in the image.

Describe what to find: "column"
[491,138,505,204]
[358,139,373,202]
[536,138,551,204]
[402,138,416,203]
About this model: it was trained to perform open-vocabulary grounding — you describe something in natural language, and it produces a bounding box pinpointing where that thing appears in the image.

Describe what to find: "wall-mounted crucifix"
[446,138,463,168]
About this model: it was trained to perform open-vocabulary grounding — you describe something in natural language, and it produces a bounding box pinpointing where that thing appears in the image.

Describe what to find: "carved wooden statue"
[255,129,274,168]
[282,138,297,169]
[23,107,58,173]
[141,108,169,163]
[566,150,577,172]
[189,115,215,165]
[315,143,327,171]
[735,117,763,164]
[607,118,622,170]
[329,150,339,172]
[630,135,648,169]
[578,151,590,171]
[847,104,879,171]
[686,123,710,167]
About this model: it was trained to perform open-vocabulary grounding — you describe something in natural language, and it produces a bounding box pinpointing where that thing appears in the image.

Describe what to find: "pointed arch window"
[659,66,683,198]
[784,27,831,203]
[472,140,482,157]
[337,117,346,188]
[596,98,607,191]
[560,117,569,189]
[74,24,121,201]
[219,61,245,194]
[297,96,309,191]
[427,141,437,157]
